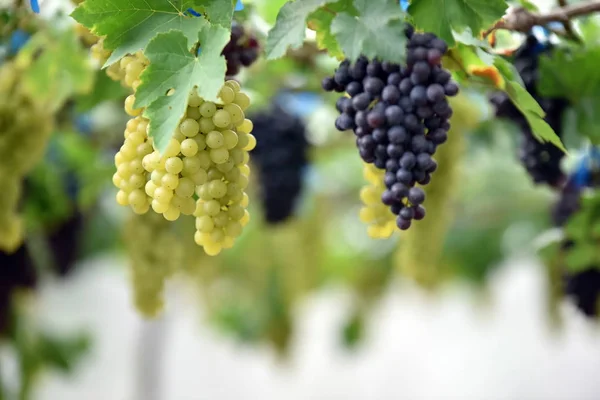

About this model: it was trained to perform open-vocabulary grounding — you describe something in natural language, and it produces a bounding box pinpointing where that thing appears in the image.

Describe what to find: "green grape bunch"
[0,61,53,252]
[113,77,255,256]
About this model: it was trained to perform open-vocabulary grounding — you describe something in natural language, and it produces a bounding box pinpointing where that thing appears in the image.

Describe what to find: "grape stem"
[557,0,583,43]
[483,0,600,37]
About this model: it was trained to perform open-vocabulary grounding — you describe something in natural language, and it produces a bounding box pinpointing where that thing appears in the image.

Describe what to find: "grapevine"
[322,26,458,231]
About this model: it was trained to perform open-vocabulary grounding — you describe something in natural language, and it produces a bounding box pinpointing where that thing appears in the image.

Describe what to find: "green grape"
[211,228,225,243]
[151,169,166,185]
[165,157,183,174]
[130,174,146,188]
[207,168,224,181]
[219,86,235,104]
[225,79,241,92]
[210,148,229,164]
[200,102,217,118]
[154,187,173,203]
[188,90,203,107]
[224,167,241,182]
[233,92,251,111]
[180,119,200,137]
[196,215,215,233]
[198,185,213,201]
[182,156,202,175]
[161,173,179,190]
[204,200,221,216]
[208,180,228,198]
[180,139,199,157]
[194,135,207,151]
[213,211,229,227]
[212,110,231,128]
[152,199,169,213]
[237,133,250,149]
[163,206,180,221]
[223,104,244,125]
[196,151,212,169]
[191,169,208,185]
[199,118,216,133]
[186,106,202,120]
[175,177,195,197]
[216,159,234,173]
[206,131,225,149]
[221,129,238,149]
[230,148,244,165]
[237,119,253,134]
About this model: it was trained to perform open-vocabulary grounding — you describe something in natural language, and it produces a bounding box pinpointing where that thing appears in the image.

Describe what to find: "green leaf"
[75,70,129,112]
[265,0,337,60]
[408,0,508,46]
[538,47,600,101]
[71,0,208,66]
[565,210,590,241]
[495,57,566,152]
[195,0,235,27]
[538,47,600,145]
[308,0,354,59]
[565,242,599,273]
[331,0,407,63]
[136,27,228,153]
[21,29,93,111]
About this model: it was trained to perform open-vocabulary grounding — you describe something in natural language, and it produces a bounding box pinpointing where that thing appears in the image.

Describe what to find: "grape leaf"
[495,57,566,152]
[408,0,508,46]
[331,0,407,63]
[20,29,93,112]
[538,47,600,145]
[195,0,235,27]
[135,27,228,153]
[71,0,212,66]
[307,0,354,60]
[265,0,337,60]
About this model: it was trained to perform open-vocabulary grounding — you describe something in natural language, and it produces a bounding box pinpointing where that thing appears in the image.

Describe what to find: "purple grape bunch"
[223,22,260,77]
[322,26,459,230]
[250,104,309,224]
[490,34,568,187]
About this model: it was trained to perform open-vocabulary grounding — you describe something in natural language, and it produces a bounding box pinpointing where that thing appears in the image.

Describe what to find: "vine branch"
[484,0,600,37]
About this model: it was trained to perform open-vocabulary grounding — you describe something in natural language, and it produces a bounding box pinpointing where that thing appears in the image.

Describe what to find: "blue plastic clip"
[235,0,244,11]
[400,0,409,11]
[30,0,40,13]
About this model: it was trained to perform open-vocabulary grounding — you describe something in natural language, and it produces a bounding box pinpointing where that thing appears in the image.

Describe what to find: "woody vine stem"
[484,0,600,37]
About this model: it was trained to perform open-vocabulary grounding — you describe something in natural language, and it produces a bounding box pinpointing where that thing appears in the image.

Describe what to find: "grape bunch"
[359,163,397,238]
[322,26,458,230]
[249,104,309,224]
[490,34,569,187]
[0,245,37,334]
[113,79,255,256]
[223,21,260,77]
[124,212,182,317]
[552,176,600,317]
[0,62,53,252]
